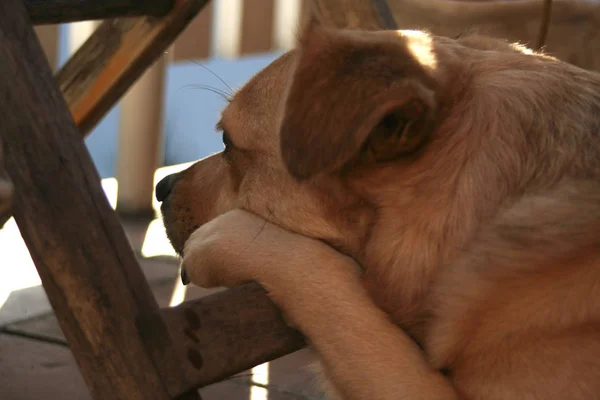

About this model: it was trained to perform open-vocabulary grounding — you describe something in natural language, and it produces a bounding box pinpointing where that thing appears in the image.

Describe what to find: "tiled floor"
[0,165,325,400]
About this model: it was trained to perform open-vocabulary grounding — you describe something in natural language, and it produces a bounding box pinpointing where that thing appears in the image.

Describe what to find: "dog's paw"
[181,209,269,288]
[181,209,361,298]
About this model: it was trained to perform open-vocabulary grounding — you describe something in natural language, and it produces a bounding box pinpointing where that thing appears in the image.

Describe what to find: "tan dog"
[157,22,600,399]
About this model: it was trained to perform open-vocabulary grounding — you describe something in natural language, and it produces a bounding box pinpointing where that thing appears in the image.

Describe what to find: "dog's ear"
[280,24,439,180]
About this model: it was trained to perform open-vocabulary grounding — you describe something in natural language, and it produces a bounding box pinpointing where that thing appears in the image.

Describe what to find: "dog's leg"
[278,265,457,400]
[182,209,457,400]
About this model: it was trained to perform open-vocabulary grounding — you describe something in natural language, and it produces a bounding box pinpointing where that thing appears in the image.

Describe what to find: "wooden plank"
[311,0,396,30]
[369,0,398,29]
[55,0,211,137]
[240,0,275,55]
[0,0,202,399]
[171,3,213,62]
[139,284,305,389]
[34,25,60,69]
[25,0,175,25]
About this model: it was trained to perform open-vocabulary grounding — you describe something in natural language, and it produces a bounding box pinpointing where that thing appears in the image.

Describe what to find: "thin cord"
[536,0,553,51]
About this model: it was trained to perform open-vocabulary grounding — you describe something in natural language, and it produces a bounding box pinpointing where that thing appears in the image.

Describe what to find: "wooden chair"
[0,0,395,398]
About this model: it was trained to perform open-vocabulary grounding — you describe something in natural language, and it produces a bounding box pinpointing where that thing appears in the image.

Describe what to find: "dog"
[157,20,600,399]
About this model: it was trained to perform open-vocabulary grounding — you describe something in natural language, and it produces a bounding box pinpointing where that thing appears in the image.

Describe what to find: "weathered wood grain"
[0,0,201,398]
[311,0,397,31]
[25,0,175,25]
[1,0,212,224]
[56,0,211,137]
[141,284,306,389]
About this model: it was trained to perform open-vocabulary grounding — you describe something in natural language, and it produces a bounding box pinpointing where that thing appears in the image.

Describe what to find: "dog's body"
[157,23,600,399]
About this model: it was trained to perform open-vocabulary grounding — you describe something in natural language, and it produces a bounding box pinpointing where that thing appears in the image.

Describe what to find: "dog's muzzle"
[155,173,190,285]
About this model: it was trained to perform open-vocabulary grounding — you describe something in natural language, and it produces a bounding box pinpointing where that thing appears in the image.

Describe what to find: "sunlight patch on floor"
[0,162,193,312]
[141,219,178,258]
[251,362,270,400]
[168,269,188,307]
[101,177,119,209]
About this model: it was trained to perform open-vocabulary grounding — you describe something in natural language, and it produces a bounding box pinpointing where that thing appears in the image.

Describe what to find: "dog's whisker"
[182,57,235,95]
[178,84,232,102]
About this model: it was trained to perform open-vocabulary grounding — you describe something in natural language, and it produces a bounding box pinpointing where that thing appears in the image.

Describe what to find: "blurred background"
[37,0,309,179]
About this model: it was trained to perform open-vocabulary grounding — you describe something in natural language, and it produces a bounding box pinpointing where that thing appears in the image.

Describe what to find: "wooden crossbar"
[139,284,306,389]
[313,0,398,30]
[25,0,175,25]
[0,0,201,398]
[57,0,211,137]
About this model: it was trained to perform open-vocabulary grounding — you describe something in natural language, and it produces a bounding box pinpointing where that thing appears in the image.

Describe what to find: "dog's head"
[158,22,600,318]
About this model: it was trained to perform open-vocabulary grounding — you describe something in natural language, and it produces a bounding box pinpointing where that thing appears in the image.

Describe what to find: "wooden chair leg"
[0,0,200,398]
[1,0,212,247]
[25,0,176,25]
[0,142,13,228]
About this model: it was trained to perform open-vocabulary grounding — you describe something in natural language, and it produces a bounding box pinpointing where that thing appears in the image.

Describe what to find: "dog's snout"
[156,173,178,202]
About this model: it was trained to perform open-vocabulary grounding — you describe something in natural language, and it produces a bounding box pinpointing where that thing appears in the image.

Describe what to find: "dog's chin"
[160,208,188,257]
[170,239,185,258]
[163,225,185,257]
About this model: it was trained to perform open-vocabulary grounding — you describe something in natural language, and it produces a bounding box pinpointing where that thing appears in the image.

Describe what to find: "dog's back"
[427,181,600,399]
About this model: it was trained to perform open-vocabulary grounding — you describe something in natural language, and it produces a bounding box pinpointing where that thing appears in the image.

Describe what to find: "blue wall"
[57,25,282,179]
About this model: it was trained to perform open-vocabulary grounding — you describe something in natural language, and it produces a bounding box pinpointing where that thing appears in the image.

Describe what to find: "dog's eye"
[222,131,234,152]
[363,106,429,163]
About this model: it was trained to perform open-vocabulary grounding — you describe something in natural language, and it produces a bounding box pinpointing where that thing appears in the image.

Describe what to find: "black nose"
[155,173,178,202]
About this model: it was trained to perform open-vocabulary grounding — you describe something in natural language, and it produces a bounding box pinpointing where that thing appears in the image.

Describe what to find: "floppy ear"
[279,23,439,180]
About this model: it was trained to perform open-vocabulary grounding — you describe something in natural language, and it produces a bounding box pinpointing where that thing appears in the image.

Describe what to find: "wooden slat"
[55,0,212,137]
[311,0,396,30]
[299,0,313,35]
[0,0,202,398]
[369,0,398,29]
[240,0,275,55]
[25,0,175,25]
[172,2,213,62]
[139,284,305,389]
[34,25,60,69]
